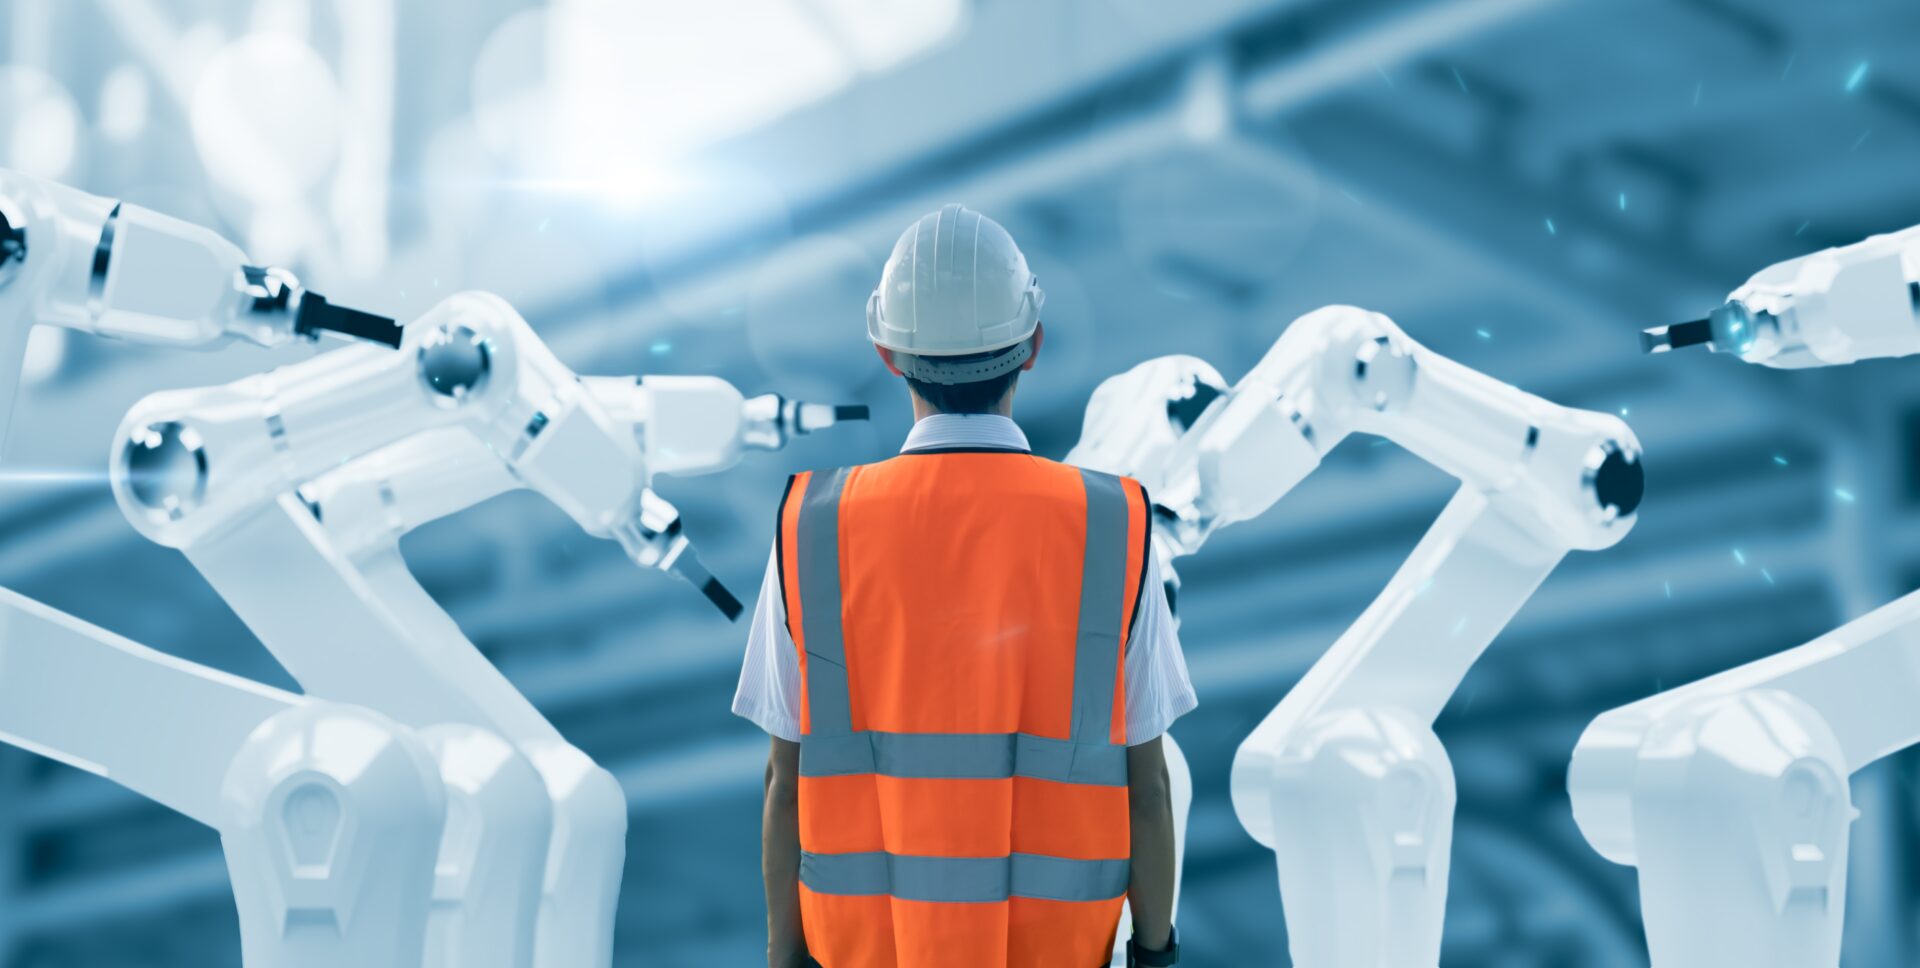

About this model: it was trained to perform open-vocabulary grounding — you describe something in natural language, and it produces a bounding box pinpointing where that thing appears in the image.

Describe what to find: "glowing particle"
[1762,568,1776,585]
[1733,547,1746,566]
[1375,64,1395,88]
[1781,52,1796,80]
[1846,61,1870,92]
[1452,66,1470,95]
[1476,328,1492,340]
[1835,487,1856,502]
[1619,192,1628,211]
[1692,81,1702,107]
[1851,130,1872,152]
[1545,218,1557,235]
[650,341,672,355]
[537,217,551,234]
[1794,220,1811,236]
[1619,407,1631,417]
[1450,615,1468,637]
[1663,581,1672,599]
[1774,455,1789,466]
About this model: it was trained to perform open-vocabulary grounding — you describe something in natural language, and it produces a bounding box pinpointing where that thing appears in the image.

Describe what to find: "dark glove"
[1126,927,1179,967]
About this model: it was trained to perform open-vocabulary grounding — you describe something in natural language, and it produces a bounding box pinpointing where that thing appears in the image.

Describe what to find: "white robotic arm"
[0,587,444,968]
[0,168,399,450]
[1642,223,1920,367]
[1572,222,1920,968]
[1072,306,1643,967]
[0,170,442,967]
[107,290,753,613]
[106,333,863,968]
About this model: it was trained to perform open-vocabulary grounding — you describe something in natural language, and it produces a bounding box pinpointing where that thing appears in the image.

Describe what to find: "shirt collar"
[899,413,1032,454]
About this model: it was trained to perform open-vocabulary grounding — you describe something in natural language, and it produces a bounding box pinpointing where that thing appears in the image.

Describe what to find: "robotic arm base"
[221,702,446,968]
[1630,692,1850,968]
[1575,690,1851,968]
[417,724,554,968]
[1233,706,1454,968]
[526,743,629,968]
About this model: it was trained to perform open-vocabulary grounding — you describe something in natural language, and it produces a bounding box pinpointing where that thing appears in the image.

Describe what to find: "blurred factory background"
[2,0,1920,964]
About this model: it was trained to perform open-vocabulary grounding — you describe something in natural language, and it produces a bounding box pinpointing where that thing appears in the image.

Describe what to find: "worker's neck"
[909,395,1016,422]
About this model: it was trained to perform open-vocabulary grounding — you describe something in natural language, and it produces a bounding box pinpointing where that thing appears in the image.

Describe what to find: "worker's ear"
[1021,323,1044,371]
[875,344,905,377]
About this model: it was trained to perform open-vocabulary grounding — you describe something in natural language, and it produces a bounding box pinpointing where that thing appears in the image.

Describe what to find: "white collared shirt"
[731,414,1198,746]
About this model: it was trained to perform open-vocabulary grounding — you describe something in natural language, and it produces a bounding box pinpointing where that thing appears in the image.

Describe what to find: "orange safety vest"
[778,447,1151,968]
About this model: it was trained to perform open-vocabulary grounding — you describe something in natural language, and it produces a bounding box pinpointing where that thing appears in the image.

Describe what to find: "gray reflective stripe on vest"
[797,467,854,736]
[1072,469,1129,745]
[800,731,1127,786]
[801,851,1130,904]
[795,464,1133,784]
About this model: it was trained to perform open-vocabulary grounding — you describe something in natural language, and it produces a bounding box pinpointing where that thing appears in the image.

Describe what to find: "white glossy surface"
[1073,306,1640,966]
[0,587,444,968]
[110,305,847,968]
[1571,225,1920,966]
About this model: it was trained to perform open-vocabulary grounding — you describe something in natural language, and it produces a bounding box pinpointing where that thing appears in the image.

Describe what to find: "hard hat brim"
[891,339,1035,385]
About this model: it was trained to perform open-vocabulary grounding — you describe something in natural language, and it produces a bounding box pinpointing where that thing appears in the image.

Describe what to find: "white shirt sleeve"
[1121,550,1199,746]
[731,542,1199,747]
[731,548,803,742]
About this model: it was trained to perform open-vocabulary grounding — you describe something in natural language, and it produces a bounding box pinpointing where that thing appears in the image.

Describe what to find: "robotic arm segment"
[582,374,868,477]
[1231,488,1569,844]
[1571,586,1920,868]
[0,589,446,968]
[1073,306,1643,967]
[1645,223,1920,367]
[111,293,635,552]
[296,427,521,562]
[0,167,399,349]
[1075,307,1642,562]
[0,586,291,825]
[121,319,863,615]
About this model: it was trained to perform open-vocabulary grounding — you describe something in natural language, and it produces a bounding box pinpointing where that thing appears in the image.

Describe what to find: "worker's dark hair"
[902,345,1024,414]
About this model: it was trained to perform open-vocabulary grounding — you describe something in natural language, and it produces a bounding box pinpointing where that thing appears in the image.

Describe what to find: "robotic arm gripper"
[1072,306,1643,967]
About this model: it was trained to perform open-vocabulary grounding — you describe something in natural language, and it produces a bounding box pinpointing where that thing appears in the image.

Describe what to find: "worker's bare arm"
[1126,737,1177,952]
[764,738,808,968]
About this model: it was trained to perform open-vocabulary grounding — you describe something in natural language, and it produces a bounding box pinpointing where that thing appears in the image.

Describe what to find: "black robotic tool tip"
[703,577,745,622]
[835,405,871,421]
[1593,448,1645,519]
[1640,318,1713,355]
[296,292,404,348]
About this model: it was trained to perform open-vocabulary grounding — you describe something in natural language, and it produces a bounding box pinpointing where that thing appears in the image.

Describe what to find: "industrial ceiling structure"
[3,0,1919,964]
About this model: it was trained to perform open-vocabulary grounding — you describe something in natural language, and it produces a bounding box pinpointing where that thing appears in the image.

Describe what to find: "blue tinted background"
[2,0,1919,964]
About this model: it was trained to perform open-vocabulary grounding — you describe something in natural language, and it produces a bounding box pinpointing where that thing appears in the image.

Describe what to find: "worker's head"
[867,205,1045,417]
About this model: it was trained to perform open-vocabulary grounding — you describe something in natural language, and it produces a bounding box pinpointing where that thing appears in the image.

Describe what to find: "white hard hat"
[867,204,1045,384]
